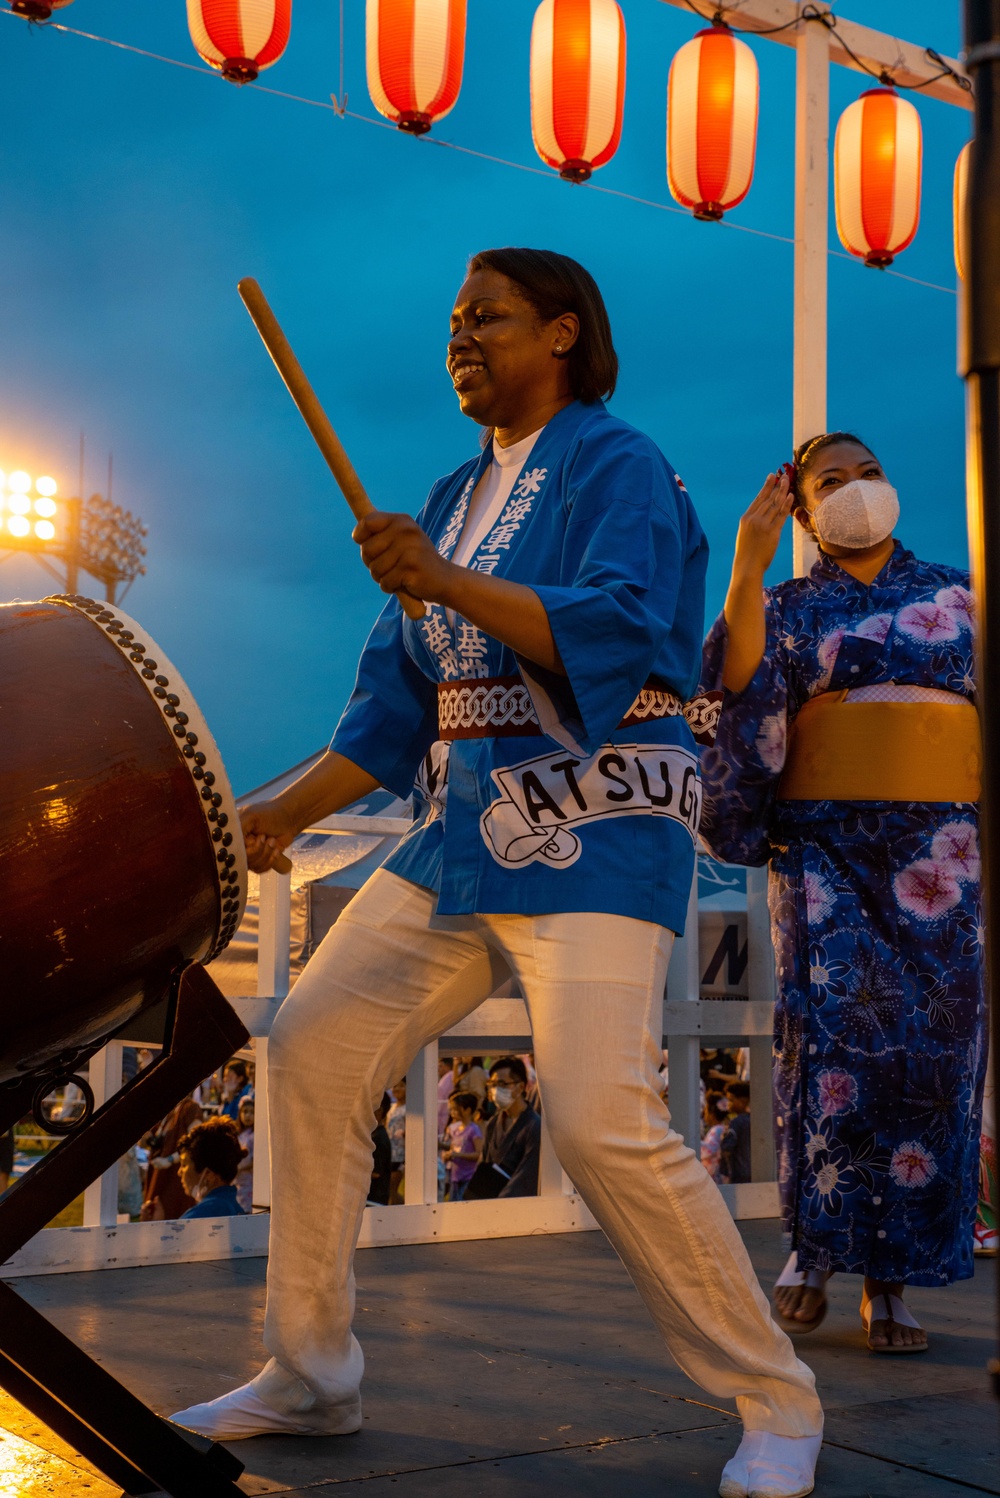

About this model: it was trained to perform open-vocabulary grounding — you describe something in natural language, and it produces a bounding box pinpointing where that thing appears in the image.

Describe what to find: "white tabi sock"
[718,1430,823,1498]
[170,1366,362,1441]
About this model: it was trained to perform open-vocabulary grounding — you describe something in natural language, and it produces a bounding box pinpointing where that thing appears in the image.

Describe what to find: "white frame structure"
[2,3,972,1278]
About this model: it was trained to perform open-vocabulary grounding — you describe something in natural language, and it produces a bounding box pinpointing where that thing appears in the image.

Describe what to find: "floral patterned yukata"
[700,543,987,1286]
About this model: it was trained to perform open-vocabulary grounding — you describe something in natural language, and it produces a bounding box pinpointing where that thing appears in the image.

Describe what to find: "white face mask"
[812,478,899,550]
[492,1085,515,1108]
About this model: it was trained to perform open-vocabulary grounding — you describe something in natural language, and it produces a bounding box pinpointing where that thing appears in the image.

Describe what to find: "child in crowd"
[700,1092,729,1183]
[386,1080,406,1205]
[720,1081,752,1185]
[236,1096,255,1214]
[442,1091,483,1201]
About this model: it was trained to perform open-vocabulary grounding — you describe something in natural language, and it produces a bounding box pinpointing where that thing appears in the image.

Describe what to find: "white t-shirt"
[451,427,542,569]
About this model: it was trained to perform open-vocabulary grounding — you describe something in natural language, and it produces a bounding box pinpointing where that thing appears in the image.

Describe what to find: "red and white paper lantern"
[530,0,626,184]
[834,88,922,268]
[366,0,467,136]
[187,0,291,84]
[667,23,759,221]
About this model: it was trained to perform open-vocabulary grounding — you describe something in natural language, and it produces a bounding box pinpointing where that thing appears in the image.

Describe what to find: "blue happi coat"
[331,399,708,934]
[700,543,987,1285]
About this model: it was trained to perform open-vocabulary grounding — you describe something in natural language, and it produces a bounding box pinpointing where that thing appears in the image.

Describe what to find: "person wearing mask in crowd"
[177,1118,247,1219]
[385,1079,406,1205]
[720,1081,752,1187]
[236,1096,255,1214]
[220,1060,252,1123]
[442,1090,483,1200]
[173,247,823,1498]
[465,1058,541,1199]
[140,1092,202,1221]
[701,1093,729,1183]
[700,432,986,1355]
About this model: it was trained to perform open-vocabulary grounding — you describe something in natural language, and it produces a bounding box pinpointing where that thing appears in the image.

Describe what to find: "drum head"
[0,595,247,1083]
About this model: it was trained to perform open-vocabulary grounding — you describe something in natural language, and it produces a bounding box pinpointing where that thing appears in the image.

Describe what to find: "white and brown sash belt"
[437,675,721,746]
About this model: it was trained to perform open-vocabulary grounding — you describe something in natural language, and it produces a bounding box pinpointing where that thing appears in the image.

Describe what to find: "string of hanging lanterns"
[8,0,963,278]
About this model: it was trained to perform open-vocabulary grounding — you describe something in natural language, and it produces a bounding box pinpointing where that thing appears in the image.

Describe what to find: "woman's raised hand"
[722,472,794,693]
[732,472,794,580]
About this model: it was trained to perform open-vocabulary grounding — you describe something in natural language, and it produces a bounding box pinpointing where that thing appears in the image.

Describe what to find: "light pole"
[961,0,1000,1405]
[77,493,148,605]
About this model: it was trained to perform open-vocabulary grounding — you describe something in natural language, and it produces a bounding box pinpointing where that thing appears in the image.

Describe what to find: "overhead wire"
[680,0,972,95]
[3,8,957,297]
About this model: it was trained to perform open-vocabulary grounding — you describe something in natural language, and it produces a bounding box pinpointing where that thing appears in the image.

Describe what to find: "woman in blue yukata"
[700,432,987,1358]
[172,249,824,1498]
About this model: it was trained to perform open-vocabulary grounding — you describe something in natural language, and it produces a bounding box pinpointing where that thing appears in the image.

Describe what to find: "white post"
[792,14,829,577]
[537,1110,565,1197]
[255,869,291,1210]
[746,829,779,1188]
[746,866,776,1007]
[665,865,702,1152]
[82,1042,124,1227]
[404,1042,440,1205]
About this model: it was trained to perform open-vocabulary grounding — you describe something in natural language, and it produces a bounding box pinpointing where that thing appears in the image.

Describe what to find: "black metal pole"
[962,0,1000,1405]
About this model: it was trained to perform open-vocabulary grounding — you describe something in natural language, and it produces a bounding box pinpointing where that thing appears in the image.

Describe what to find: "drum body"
[0,596,247,1084]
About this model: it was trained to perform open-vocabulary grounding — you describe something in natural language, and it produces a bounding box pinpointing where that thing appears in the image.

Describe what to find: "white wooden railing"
[2,824,778,1278]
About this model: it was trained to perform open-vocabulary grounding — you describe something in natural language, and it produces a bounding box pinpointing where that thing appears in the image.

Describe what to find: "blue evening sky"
[0,1,970,792]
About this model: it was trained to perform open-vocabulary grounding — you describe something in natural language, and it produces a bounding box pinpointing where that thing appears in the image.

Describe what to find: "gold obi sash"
[777,689,981,802]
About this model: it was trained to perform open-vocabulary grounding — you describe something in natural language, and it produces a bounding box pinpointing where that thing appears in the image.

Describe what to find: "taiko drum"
[0,596,246,1085]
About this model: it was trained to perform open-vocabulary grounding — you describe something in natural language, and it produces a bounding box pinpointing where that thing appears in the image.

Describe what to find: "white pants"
[256,869,822,1438]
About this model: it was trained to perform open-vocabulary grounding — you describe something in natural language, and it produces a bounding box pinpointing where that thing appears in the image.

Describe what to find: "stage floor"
[1,1220,996,1496]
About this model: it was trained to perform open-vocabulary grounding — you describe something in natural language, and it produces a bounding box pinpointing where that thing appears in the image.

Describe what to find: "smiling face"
[447,268,578,438]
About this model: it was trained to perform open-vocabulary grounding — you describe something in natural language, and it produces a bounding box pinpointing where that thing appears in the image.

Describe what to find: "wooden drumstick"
[237,277,425,622]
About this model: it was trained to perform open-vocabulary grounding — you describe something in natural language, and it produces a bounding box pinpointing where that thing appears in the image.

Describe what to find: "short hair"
[448,1090,480,1113]
[489,1056,528,1086]
[793,431,877,500]
[467,247,618,404]
[725,1080,751,1101]
[224,1059,249,1082]
[178,1117,244,1182]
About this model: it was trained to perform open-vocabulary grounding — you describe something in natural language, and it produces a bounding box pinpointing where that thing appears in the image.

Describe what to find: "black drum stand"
[0,964,252,1497]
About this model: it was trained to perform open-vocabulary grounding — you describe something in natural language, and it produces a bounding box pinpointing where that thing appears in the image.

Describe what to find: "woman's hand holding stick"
[721,471,795,694]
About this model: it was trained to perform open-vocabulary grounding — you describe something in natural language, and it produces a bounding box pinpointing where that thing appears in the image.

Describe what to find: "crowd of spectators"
[0,1045,754,1221]
[693,1051,754,1186]
[139,1057,256,1221]
[370,1054,543,1205]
